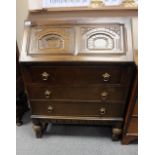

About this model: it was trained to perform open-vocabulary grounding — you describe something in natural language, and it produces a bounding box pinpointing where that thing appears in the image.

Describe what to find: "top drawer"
[22,64,133,86]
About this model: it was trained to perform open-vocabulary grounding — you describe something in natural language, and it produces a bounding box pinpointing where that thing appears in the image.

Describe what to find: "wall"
[16,0,28,52]
[132,17,138,50]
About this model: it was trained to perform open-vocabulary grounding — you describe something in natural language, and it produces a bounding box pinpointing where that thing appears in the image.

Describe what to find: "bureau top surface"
[20,12,134,63]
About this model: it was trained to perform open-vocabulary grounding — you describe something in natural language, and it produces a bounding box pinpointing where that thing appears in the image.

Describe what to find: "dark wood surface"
[122,70,138,144]
[127,117,138,133]
[132,100,138,116]
[20,15,134,63]
[20,10,136,139]
[30,100,126,117]
[27,85,128,101]
[21,62,135,139]
[22,64,133,86]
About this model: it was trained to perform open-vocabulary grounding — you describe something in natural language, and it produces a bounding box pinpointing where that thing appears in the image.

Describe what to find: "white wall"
[132,17,138,50]
[16,0,29,52]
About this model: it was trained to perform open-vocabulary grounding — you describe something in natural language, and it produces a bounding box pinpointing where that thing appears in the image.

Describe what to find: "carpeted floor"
[16,112,138,155]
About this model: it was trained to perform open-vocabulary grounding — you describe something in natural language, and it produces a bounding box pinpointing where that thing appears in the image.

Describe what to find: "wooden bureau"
[122,52,138,144]
[20,9,137,139]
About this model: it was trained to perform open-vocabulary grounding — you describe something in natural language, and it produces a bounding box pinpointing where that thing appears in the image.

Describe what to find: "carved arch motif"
[38,34,64,50]
[28,27,74,55]
[85,28,120,51]
[79,25,125,55]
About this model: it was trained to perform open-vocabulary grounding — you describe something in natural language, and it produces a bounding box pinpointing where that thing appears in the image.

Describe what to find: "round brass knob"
[101,91,108,98]
[100,107,106,115]
[41,72,50,81]
[44,90,51,99]
[102,73,110,82]
[47,106,54,113]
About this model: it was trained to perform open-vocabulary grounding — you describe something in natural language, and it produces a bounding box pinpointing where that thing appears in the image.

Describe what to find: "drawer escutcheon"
[101,91,108,99]
[100,107,106,115]
[47,106,54,113]
[44,90,51,98]
[41,72,50,81]
[102,73,111,82]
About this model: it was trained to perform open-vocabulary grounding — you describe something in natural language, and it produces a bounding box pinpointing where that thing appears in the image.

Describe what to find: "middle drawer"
[27,85,128,102]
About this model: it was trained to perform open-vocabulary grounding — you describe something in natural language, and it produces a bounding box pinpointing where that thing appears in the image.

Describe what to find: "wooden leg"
[112,127,122,141]
[122,135,138,144]
[16,115,23,126]
[32,123,43,138]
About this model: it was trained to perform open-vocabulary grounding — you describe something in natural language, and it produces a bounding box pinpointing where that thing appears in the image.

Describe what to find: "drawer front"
[23,65,133,85]
[127,117,138,134]
[27,85,128,102]
[30,101,125,117]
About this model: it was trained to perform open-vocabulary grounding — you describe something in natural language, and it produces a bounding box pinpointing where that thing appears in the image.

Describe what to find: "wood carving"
[38,34,64,49]
[80,25,125,54]
[28,27,74,55]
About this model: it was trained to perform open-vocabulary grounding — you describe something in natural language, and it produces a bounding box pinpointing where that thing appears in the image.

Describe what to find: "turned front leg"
[16,115,23,126]
[32,123,43,138]
[112,127,122,141]
[32,120,49,138]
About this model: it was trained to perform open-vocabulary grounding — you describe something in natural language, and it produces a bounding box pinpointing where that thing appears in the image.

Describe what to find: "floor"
[17,112,138,155]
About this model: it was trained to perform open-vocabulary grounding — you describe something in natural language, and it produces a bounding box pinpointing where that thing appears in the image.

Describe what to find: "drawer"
[127,117,138,134]
[23,65,133,85]
[27,85,128,102]
[30,101,125,117]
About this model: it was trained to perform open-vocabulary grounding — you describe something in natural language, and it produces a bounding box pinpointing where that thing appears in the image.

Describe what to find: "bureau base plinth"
[32,117,123,140]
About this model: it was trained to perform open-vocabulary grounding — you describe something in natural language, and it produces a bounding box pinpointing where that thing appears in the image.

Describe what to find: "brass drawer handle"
[101,91,108,98]
[44,90,51,99]
[47,106,54,113]
[100,107,106,115]
[41,72,50,81]
[102,73,110,82]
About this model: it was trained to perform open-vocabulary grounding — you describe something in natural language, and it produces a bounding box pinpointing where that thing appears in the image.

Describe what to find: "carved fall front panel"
[27,24,126,56]
[38,34,64,50]
[28,27,74,55]
[79,24,125,54]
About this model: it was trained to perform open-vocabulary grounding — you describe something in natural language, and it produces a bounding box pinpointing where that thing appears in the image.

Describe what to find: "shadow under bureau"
[20,11,136,140]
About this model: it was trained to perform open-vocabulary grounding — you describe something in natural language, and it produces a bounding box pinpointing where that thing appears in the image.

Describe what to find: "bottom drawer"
[30,101,125,117]
[127,117,138,134]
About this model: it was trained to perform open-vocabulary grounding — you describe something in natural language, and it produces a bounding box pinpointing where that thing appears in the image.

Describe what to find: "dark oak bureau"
[122,52,138,144]
[20,10,136,140]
